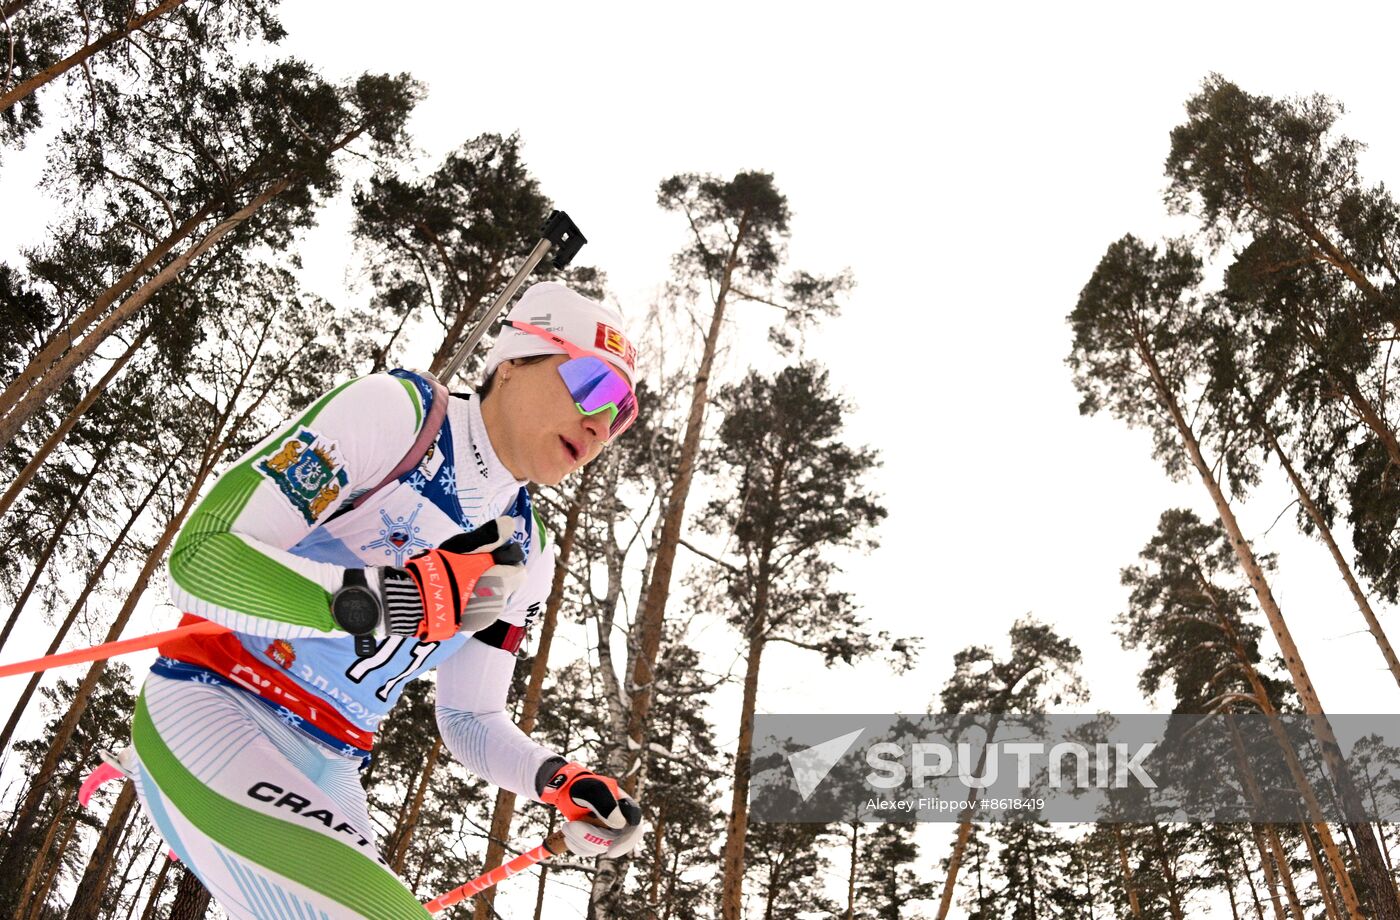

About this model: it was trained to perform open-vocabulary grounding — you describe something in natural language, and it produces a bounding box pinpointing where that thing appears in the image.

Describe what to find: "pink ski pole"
[425,831,568,913]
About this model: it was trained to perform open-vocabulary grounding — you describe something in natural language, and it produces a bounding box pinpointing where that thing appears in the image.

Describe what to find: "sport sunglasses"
[502,320,639,439]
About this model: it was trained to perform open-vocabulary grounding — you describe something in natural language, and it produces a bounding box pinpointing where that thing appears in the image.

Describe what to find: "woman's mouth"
[560,435,580,464]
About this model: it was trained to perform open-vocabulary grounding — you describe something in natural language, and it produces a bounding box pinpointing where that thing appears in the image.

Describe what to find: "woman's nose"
[581,411,610,443]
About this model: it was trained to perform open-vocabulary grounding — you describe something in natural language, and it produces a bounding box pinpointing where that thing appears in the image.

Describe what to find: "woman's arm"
[167,373,423,638]
[435,637,563,801]
[435,545,562,798]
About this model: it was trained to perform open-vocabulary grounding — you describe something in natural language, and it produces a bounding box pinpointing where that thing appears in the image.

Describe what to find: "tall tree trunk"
[1302,822,1344,920]
[0,197,215,431]
[67,779,137,920]
[0,432,120,655]
[136,854,174,920]
[1152,825,1186,920]
[1251,825,1289,920]
[762,856,780,920]
[0,0,189,113]
[718,596,767,920]
[122,840,158,920]
[1227,717,1305,920]
[110,824,154,920]
[647,802,667,916]
[387,736,442,873]
[1111,824,1144,920]
[1212,577,1364,919]
[933,715,1005,920]
[1135,336,1400,920]
[530,810,558,920]
[0,324,148,521]
[472,482,585,920]
[663,843,680,920]
[0,446,181,755]
[588,447,670,919]
[1079,842,1095,920]
[0,447,215,897]
[1265,825,1307,920]
[1238,835,1270,920]
[167,865,210,920]
[844,820,859,920]
[14,781,78,914]
[1028,843,1040,920]
[0,109,372,447]
[590,454,640,767]
[1223,855,1243,920]
[25,796,83,920]
[590,491,661,918]
[1259,418,1400,687]
[623,240,743,793]
[0,175,295,446]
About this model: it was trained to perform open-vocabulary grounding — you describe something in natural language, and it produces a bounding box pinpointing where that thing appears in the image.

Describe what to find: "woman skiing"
[126,281,644,918]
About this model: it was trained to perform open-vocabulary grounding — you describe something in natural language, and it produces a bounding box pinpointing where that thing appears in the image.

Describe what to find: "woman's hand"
[536,760,646,858]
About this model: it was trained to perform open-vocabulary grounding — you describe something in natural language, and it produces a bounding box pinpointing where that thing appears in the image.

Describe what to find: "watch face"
[333,587,379,635]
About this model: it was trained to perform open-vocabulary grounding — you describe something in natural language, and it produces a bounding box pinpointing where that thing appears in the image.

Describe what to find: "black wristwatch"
[332,569,381,657]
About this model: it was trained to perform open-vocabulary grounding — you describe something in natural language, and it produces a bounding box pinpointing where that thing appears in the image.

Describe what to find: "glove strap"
[538,761,594,821]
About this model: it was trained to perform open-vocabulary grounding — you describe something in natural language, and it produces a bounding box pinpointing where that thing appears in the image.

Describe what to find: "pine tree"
[622,634,725,920]
[850,822,937,919]
[1119,508,1365,918]
[0,57,421,446]
[1068,232,1397,919]
[0,258,354,904]
[621,168,845,806]
[983,821,1082,920]
[351,131,553,376]
[932,620,1084,920]
[0,0,285,149]
[701,362,897,920]
[744,820,841,920]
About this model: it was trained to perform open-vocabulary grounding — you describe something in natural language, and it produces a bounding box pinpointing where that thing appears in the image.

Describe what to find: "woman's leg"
[130,673,429,920]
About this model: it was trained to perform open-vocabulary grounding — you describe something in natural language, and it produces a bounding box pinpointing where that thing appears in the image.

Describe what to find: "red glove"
[538,761,645,858]
[380,516,525,642]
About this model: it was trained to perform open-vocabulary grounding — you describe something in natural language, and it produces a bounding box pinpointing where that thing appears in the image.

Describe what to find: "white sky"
[262,0,1400,717]
[5,1,1400,916]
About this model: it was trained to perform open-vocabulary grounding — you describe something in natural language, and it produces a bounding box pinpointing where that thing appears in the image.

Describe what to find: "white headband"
[483,282,637,387]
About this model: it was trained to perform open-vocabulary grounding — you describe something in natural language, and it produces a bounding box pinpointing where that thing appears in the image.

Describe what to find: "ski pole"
[436,210,585,386]
[424,830,568,913]
[0,619,227,679]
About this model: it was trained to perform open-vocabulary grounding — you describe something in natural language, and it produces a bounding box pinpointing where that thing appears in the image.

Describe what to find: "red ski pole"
[0,620,228,678]
[425,831,569,913]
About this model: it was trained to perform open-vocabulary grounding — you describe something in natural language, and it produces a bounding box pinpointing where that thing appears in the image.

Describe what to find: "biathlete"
[125,281,644,919]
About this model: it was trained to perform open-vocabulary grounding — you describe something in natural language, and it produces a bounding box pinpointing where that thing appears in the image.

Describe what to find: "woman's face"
[482,355,612,485]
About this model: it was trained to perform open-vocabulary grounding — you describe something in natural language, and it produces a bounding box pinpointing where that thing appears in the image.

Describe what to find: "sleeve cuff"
[533,755,569,798]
